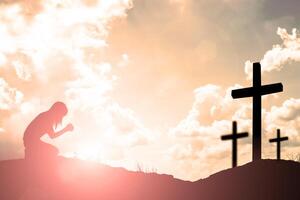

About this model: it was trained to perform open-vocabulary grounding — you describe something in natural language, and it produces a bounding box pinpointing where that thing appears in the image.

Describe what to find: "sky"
[0,0,300,181]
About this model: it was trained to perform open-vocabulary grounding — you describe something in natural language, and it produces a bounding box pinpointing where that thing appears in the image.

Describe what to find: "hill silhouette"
[0,157,299,200]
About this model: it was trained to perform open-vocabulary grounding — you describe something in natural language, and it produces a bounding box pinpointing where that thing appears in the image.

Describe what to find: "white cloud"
[245,28,300,79]
[167,84,251,179]
[0,78,23,110]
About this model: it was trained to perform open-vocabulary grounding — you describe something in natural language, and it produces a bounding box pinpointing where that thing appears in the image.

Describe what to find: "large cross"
[269,129,288,160]
[221,121,248,168]
[231,62,283,161]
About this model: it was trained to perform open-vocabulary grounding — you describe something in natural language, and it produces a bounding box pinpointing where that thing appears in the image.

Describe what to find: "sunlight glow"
[64,145,103,161]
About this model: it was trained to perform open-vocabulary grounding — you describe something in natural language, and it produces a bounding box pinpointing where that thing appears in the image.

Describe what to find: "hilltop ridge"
[0,157,299,200]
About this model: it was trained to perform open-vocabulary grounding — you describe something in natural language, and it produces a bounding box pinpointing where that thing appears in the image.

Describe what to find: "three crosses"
[221,62,289,168]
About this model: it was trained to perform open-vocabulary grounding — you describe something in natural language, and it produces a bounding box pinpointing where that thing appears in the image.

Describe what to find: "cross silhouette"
[221,121,248,168]
[231,62,283,161]
[269,129,288,160]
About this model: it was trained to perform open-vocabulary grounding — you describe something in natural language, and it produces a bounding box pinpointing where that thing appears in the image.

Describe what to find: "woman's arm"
[48,124,74,139]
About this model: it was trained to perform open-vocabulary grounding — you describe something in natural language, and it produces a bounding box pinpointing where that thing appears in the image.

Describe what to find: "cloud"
[245,28,300,78]
[0,78,23,110]
[269,98,300,122]
[167,84,252,179]
[170,84,251,137]
[265,98,300,147]
[105,103,151,147]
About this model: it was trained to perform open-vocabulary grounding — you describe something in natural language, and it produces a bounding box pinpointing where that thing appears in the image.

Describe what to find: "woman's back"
[23,112,51,146]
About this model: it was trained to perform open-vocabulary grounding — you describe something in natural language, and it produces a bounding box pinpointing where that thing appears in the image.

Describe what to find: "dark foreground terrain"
[0,157,299,200]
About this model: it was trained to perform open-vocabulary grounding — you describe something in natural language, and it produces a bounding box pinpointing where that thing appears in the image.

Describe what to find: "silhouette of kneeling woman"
[23,102,74,160]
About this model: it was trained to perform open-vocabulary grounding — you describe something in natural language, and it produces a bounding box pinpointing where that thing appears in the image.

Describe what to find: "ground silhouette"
[0,157,299,200]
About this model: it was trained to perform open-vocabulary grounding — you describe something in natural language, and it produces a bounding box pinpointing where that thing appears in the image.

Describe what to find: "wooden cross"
[231,62,283,161]
[221,121,248,168]
[269,129,288,160]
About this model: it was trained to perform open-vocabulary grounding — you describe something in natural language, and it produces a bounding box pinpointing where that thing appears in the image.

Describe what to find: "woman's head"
[49,102,68,128]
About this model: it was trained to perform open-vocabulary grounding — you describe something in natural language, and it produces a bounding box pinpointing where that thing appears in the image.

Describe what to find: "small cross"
[221,121,248,168]
[231,62,283,161]
[269,129,288,160]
